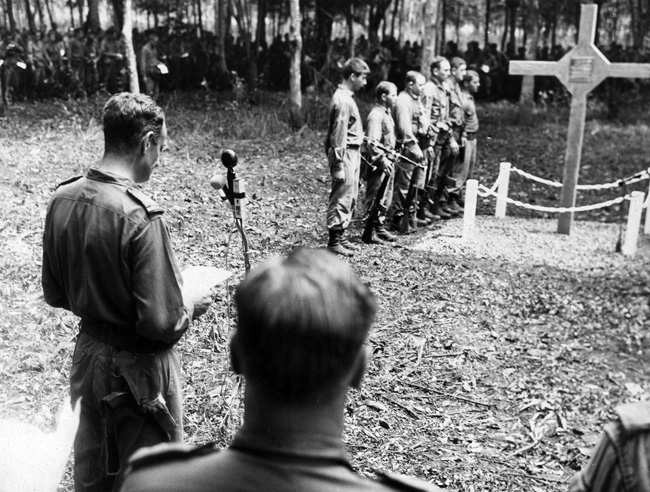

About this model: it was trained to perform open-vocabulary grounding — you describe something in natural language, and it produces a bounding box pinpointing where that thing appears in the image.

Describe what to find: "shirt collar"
[86,168,137,188]
[337,84,354,98]
[231,426,350,465]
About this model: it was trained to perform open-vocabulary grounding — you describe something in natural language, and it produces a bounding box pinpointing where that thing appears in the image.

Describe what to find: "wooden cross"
[509,4,650,234]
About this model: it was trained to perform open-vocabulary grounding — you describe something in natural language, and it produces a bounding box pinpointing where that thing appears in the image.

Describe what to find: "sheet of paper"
[182,266,233,291]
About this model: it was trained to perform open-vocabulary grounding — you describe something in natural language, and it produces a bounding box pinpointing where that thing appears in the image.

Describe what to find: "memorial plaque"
[569,57,594,83]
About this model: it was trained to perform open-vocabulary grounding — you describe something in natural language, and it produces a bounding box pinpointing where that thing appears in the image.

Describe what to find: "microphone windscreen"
[210,174,226,190]
[221,149,238,169]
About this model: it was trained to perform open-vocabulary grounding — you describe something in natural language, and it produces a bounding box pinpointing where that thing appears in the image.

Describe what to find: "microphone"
[209,174,229,202]
[221,149,238,169]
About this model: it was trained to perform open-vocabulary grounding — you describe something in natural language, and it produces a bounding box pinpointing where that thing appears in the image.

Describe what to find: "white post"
[622,191,644,256]
[495,162,511,218]
[644,193,650,235]
[462,179,478,239]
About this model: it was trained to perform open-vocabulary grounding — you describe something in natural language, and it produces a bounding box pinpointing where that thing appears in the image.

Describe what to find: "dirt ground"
[0,93,649,491]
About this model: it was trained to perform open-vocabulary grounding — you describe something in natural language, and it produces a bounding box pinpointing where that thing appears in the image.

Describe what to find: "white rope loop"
[477,183,630,213]
[509,165,650,191]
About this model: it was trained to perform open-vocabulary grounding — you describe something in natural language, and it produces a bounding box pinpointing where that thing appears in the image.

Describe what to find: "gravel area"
[411,216,650,272]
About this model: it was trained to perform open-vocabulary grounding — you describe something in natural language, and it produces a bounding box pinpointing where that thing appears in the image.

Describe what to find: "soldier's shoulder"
[127,187,165,215]
[128,442,219,473]
[615,401,650,434]
[55,175,83,189]
[374,470,444,492]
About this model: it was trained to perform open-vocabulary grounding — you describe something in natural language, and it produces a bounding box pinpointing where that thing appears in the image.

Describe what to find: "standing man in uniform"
[389,70,427,232]
[324,57,370,256]
[42,92,214,492]
[457,70,480,202]
[119,248,443,492]
[362,81,398,245]
[436,57,466,217]
[422,56,453,220]
[140,32,162,100]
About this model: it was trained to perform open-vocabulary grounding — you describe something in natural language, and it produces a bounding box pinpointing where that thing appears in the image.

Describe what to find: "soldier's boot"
[440,201,460,217]
[362,226,387,245]
[431,201,452,220]
[447,196,464,214]
[375,223,397,242]
[340,229,361,251]
[327,229,354,257]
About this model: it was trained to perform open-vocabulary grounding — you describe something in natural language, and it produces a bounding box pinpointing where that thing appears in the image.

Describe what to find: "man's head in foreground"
[231,248,377,405]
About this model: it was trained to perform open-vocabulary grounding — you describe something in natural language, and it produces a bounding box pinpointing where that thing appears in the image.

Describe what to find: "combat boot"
[340,229,361,251]
[362,227,387,245]
[431,201,452,220]
[327,229,354,257]
[441,202,460,217]
[375,223,397,242]
[447,197,464,214]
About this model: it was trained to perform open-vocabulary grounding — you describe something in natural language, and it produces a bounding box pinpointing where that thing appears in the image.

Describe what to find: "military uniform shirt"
[42,168,191,345]
[325,85,364,164]
[120,426,444,492]
[366,104,396,168]
[394,90,425,148]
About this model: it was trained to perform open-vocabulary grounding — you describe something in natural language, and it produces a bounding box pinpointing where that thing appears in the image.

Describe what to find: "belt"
[465,133,477,141]
[347,144,361,150]
[79,321,171,354]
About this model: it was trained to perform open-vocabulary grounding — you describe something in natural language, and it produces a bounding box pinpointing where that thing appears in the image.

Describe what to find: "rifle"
[363,136,420,167]
[362,168,391,244]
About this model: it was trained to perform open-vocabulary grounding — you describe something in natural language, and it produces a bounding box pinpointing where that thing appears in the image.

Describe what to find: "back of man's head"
[232,248,377,403]
[103,92,165,154]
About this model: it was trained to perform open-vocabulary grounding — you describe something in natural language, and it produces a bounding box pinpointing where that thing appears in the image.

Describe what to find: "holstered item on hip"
[100,391,131,476]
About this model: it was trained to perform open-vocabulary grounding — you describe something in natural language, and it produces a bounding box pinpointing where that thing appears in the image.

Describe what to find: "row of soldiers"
[324,56,480,256]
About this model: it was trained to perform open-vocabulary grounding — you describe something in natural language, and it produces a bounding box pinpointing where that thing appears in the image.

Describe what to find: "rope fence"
[463,161,650,256]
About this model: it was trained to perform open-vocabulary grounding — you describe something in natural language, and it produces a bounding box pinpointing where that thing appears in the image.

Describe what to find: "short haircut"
[103,92,165,153]
[232,248,377,403]
[450,56,467,69]
[404,70,424,86]
[342,57,370,79]
[463,70,480,86]
[430,56,448,72]
[375,81,397,100]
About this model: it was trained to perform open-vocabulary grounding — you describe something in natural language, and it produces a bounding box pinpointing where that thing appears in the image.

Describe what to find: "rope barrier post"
[462,179,479,239]
[644,193,650,236]
[622,191,644,257]
[495,162,511,218]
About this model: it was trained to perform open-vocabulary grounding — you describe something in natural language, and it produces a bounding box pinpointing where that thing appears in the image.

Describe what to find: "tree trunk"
[484,0,491,46]
[288,0,302,129]
[517,0,539,125]
[368,0,391,47]
[87,0,100,32]
[197,0,203,32]
[347,1,354,57]
[421,0,440,80]
[68,0,75,27]
[390,0,400,39]
[111,0,139,92]
[315,0,333,68]
[25,0,36,33]
[213,0,229,87]
[6,0,16,32]
[34,0,45,29]
[77,0,84,28]
[44,0,53,29]
[440,0,446,53]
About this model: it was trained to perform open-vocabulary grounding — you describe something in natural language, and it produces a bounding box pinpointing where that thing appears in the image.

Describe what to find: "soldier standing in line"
[362,81,399,245]
[324,57,370,257]
[389,70,428,232]
[457,70,480,201]
[435,56,466,217]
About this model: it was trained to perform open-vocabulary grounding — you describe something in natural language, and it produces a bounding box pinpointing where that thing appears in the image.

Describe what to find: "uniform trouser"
[143,75,159,99]
[388,158,427,219]
[444,138,477,200]
[436,145,460,203]
[71,333,182,492]
[363,165,394,224]
[327,148,360,230]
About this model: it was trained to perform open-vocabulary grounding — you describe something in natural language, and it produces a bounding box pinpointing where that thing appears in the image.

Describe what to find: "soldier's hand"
[332,168,346,183]
[450,140,460,156]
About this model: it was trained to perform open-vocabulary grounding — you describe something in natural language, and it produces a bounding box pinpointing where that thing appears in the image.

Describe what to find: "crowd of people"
[3,19,649,105]
[324,56,481,254]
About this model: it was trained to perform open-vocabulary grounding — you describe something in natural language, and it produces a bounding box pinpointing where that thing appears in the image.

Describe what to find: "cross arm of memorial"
[508,4,650,234]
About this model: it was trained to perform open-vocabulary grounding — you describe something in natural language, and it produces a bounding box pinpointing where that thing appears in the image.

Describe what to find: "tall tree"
[34,0,45,29]
[484,0,491,46]
[288,0,302,129]
[24,0,36,32]
[77,0,84,28]
[629,0,650,48]
[111,0,139,92]
[517,0,539,125]
[213,0,229,86]
[421,0,440,79]
[87,0,101,31]
[368,0,392,47]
